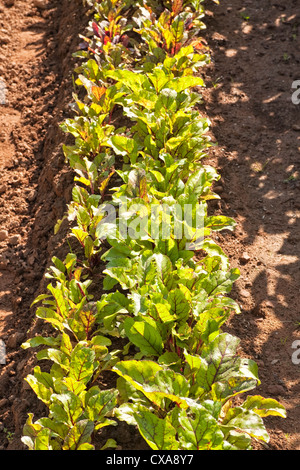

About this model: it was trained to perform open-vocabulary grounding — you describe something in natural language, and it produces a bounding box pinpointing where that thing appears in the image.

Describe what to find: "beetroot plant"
[22,0,286,452]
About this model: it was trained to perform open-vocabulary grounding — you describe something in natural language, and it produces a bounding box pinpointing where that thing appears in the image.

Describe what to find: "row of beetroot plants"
[21,0,286,450]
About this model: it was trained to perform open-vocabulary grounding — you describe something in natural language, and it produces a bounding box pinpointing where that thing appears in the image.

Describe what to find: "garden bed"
[0,0,299,450]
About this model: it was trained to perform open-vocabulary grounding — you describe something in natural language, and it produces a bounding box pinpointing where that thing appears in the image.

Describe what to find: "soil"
[0,0,299,451]
[0,0,90,450]
[202,0,300,451]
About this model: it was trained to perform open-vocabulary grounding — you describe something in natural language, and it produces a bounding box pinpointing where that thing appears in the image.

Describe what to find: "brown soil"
[0,0,299,451]
[0,0,89,450]
[202,0,300,451]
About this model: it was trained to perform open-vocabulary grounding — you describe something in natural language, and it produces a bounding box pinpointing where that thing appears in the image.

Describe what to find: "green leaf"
[50,392,83,427]
[77,443,95,450]
[114,360,189,409]
[223,430,252,450]
[184,167,216,198]
[69,345,97,385]
[205,215,236,232]
[25,371,53,406]
[33,428,52,450]
[116,401,179,450]
[158,352,181,368]
[241,395,286,418]
[108,135,139,163]
[154,303,174,325]
[221,407,270,443]
[200,239,229,270]
[124,317,163,357]
[97,291,129,330]
[190,333,259,398]
[150,169,165,183]
[210,376,259,402]
[47,284,69,319]
[84,235,95,260]
[22,335,60,350]
[39,418,70,447]
[174,403,224,450]
[30,293,52,308]
[22,413,41,449]
[43,348,70,371]
[195,266,240,297]
[171,17,185,45]
[85,387,118,423]
[151,254,173,287]
[52,256,67,274]
[148,69,171,94]
[168,288,190,324]
[172,75,205,93]
[62,419,94,450]
[154,88,178,114]
[133,407,179,450]
[101,439,118,450]
[107,69,149,94]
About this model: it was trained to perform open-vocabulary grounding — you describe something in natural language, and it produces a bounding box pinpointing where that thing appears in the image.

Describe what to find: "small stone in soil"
[0,230,8,242]
[267,384,286,396]
[240,289,251,298]
[240,252,251,263]
[33,0,47,9]
[0,399,9,409]
[8,234,21,246]
[6,332,25,349]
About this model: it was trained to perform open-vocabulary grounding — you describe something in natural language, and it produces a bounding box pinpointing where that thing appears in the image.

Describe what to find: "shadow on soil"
[203,0,300,449]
